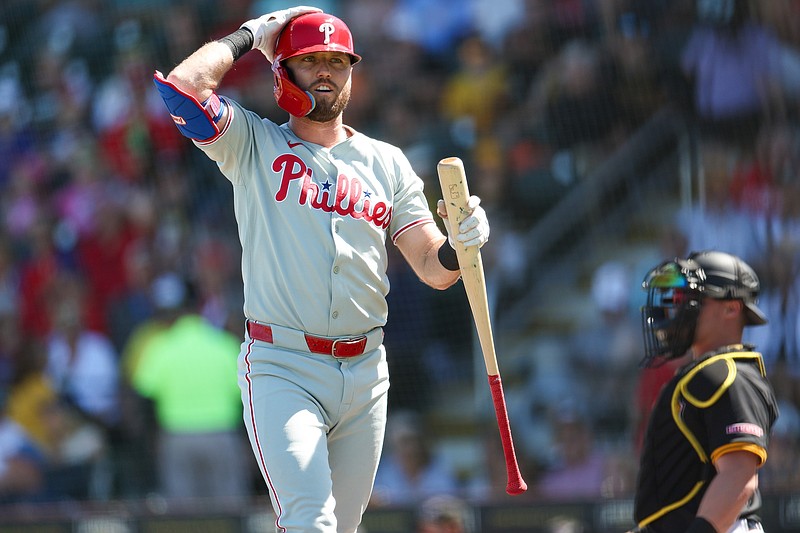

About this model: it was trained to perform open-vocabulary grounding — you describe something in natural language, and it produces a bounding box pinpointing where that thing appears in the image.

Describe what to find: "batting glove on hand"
[240,6,322,62]
[437,195,490,249]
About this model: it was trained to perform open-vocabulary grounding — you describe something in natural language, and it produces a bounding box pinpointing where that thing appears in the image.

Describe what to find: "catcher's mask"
[640,250,767,367]
[272,12,361,117]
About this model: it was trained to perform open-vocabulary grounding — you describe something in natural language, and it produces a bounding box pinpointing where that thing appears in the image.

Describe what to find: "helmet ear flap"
[270,12,358,116]
[272,62,316,117]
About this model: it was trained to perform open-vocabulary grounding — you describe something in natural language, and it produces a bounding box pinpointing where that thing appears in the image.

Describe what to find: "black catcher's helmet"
[640,250,767,367]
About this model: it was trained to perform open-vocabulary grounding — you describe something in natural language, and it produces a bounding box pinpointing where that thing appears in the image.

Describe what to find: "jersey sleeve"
[386,146,435,243]
[192,97,277,187]
[690,359,775,465]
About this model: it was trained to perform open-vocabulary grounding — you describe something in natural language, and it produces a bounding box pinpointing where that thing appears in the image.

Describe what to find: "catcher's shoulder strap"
[680,346,765,407]
[634,348,765,530]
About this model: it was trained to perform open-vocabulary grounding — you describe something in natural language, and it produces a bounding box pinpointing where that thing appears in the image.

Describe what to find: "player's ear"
[726,300,744,319]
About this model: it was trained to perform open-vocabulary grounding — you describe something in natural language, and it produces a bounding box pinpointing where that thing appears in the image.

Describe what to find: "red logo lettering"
[272,154,392,229]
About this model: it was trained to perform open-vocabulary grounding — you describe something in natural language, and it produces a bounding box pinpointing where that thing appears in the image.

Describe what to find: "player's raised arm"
[153,6,321,142]
[167,41,234,101]
[153,39,236,142]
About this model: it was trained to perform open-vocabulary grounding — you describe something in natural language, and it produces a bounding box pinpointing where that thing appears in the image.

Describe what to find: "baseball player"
[153,6,490,533]
[631,251,779,533]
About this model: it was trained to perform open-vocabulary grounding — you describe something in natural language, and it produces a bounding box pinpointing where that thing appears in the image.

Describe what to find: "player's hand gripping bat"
[437,157,528,496]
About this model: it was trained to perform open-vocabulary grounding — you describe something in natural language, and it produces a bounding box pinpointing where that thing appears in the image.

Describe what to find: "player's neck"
[289,116,350,148]
[692,336,744,360]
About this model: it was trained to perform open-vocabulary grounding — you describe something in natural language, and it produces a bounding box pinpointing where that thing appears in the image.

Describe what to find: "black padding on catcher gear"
[684,358,732,405]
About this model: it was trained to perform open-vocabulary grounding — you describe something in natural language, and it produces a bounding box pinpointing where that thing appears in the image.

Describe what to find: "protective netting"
[0,0,799,525]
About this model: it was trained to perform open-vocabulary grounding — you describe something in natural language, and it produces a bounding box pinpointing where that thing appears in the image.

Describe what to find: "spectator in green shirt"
[132,272,250,501]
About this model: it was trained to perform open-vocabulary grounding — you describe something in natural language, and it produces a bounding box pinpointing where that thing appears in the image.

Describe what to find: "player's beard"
[307,82,351,123]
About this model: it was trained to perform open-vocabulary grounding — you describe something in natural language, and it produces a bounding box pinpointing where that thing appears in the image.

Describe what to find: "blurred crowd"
[0,0,799,518]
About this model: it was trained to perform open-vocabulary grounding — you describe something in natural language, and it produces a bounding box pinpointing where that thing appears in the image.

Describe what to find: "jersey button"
[333,266,340,274]
[332,311,339,319]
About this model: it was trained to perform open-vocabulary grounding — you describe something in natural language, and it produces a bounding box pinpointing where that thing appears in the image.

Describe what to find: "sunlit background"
[0,0,799,531]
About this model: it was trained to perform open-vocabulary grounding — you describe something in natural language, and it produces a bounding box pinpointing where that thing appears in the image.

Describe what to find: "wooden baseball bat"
[437,156,527,496]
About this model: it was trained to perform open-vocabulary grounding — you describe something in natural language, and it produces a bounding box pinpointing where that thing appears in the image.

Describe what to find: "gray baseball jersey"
[195,97,434,532]
[196,98,434,336]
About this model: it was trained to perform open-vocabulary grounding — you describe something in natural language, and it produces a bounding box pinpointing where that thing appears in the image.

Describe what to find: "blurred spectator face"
[700,142,736,199]
[0,314,22,358]
[122,243,154,291]
[591,260,631,318]
[554,417,593,465]
[48,275,86,335]
[392,424,430,470]
[559,42,598,95]
[419,518,464,533]
[456,35,493,72]
[417,495,470,533]
[51,294,82,334]
[125,188,157,237]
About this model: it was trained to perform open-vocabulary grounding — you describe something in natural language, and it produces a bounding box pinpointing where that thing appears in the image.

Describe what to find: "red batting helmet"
[272,12,361,117]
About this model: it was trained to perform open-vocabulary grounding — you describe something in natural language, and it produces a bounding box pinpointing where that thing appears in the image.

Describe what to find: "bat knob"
[506,479,528,495]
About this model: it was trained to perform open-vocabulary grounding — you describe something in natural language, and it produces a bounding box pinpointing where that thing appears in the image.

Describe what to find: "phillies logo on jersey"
[272,153,392,229]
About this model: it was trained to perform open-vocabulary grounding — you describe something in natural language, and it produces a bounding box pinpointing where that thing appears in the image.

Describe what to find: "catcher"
[631,250,779,533]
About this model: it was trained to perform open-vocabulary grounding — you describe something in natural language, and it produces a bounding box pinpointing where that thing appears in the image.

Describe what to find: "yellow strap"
[637,481,705,528]
[638,351,766,528]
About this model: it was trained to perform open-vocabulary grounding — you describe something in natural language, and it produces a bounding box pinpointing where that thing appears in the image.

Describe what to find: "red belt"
[246,321,369,358]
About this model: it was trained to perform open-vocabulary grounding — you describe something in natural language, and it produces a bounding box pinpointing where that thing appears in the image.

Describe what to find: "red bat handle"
[488,374,527,495]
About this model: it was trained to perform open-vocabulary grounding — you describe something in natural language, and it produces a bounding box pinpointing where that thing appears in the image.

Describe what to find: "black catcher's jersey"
[634,346,779,533]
